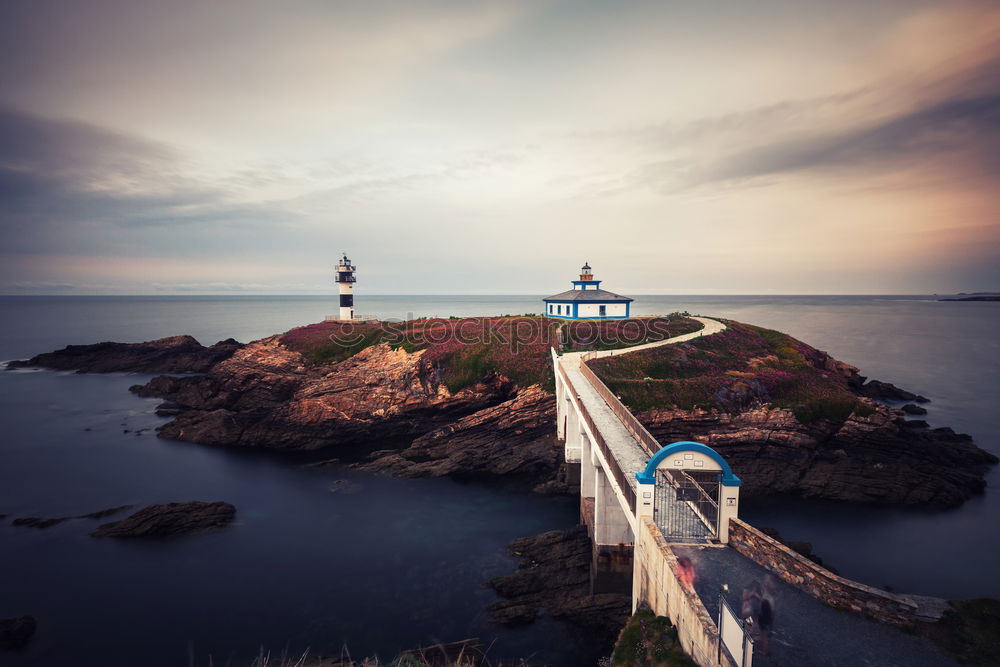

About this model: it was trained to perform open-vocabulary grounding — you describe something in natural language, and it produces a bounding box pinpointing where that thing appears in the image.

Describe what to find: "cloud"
[0,106,220,230]
[703,91,1000,184]
[1,1,998,294]
[0,105,314,265]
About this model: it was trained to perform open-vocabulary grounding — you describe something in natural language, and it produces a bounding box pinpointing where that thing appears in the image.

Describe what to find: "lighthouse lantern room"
[543,262,633,320]
[334,253,357,320]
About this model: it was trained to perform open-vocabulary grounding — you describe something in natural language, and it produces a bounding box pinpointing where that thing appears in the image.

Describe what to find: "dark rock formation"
[0,616,36,650]
[355,385,561,482]
[132,338,555,470]
[12,517,66,528]
[902,403,928,415]
[91,501,235,538]
[7,336,242,374]
[860,379,929,403]
[640,402,995,507]
[487,527,630,645]
[10,505,135,529]
[77,505,135,520]
[154,401,185,417]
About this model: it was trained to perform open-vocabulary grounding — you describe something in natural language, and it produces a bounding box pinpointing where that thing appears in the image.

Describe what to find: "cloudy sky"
[1,0,998,294]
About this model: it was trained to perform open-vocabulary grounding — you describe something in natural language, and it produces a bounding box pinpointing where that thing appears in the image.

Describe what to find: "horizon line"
[0,292,977,298]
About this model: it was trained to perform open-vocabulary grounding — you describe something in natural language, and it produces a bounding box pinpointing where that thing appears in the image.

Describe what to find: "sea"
[0,295,998,667]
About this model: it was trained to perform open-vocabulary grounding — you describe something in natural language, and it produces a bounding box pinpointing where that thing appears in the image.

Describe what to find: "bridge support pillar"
[564,399,581,464]
[592,466,634,593]
[580,432,595,499]
[555,373,567,441]
[594,466,633,546]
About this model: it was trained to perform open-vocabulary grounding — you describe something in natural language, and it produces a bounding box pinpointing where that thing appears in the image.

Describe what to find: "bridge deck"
[557,316,729,526]
[671,544,958,667]
[561,358,649,492]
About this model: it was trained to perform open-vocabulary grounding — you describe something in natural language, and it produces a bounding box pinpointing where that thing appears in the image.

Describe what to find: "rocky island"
[7,315,995,507]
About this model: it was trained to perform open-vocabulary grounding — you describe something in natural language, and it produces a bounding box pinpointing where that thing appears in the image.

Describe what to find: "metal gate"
[653,469,720,542]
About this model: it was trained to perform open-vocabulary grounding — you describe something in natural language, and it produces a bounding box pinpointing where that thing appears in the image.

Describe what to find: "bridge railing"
[578,354,662,457]
[555,361,637,513]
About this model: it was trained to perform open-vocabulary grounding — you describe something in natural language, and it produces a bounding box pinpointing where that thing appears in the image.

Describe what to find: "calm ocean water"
[1,295,998,666]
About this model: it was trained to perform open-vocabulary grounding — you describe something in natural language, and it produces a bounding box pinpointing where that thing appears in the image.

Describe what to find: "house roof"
[543,288,633,302]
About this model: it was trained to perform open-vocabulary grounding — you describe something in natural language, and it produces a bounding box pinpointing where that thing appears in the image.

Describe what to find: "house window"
[599,305,606,316]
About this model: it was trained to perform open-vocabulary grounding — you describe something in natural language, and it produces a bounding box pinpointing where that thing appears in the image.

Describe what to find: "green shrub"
[611,608,697,666]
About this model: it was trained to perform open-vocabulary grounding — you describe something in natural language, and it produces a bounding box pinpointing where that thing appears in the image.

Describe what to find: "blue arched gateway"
[636,441,742,543]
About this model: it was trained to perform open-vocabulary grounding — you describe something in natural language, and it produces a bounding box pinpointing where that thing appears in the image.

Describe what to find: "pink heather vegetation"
[588,321,875,424]
[561,316,703,352]
[280,317,559,391]
[279,315,703,393]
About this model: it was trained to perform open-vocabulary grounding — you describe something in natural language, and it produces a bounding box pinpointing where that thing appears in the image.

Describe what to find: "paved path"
[555,317,728,490]
[560,316,727,368]
[673,544,958,667]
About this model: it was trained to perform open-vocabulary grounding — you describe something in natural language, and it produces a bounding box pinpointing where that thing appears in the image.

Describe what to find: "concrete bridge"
[551,317,957,667]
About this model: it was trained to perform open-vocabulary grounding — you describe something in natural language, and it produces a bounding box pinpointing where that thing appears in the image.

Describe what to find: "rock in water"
[90,501,236,538]
[7,336,242,373]
[860,380,929,403]
[11,517,66,528]
[487,527,630,644]
[0,616,37,650]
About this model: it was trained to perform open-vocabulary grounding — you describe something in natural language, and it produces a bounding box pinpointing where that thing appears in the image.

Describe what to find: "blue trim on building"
[571,280,602,289]
[542,299,632,304]
[635,441,741,487]
[542,297,631,320]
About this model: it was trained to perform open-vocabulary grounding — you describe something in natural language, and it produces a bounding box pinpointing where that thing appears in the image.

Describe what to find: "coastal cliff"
[129,337,560,483]
[637,403,990,506]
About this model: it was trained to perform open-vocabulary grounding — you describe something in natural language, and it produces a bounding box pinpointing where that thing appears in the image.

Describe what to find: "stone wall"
[633,518,736,667]
[728,518,920,627]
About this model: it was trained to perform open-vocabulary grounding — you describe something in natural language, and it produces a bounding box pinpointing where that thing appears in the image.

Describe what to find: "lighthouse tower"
[334,253,357,320]
[542,261,633,319]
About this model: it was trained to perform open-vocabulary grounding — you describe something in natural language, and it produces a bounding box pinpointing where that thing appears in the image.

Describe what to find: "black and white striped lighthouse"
[334,253,356,320]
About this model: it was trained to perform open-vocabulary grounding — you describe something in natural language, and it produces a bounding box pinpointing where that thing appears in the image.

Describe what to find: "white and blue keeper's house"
[543,262,633,320]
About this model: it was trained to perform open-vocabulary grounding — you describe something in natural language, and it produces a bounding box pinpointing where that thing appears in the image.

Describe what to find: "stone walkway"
[672,544,958,667]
